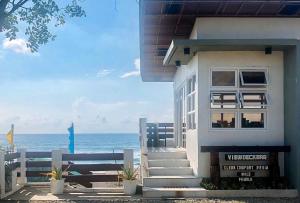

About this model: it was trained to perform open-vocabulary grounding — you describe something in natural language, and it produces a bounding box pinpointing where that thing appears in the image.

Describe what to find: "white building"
[139,0,299,198]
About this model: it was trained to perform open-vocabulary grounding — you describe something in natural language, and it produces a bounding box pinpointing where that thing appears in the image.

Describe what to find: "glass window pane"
[211,92,237,109]
[188,113,196,129]
[187,75,196,94]
[211,113,235,128]
[240,93,267,109]
[192,75,196,92]
[241,113,264,128]
[191,94,195,111]
[212,71,235,86]
[241,71,267,85]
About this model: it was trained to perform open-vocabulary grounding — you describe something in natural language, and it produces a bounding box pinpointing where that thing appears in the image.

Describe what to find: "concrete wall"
[191,17,300,39]
[284,45,300,191]
[174,56,199,176]
[197,51,284,177]
[198,51,284,146]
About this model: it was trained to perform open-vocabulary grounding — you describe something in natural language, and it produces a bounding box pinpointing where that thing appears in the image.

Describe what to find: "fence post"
[17,148,27,185]
[0,150,5,198]
[52,150,63,170]
[139,118,148,154]
[123,149,134,169]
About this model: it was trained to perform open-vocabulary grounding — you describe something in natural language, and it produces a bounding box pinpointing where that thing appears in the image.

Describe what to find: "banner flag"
[6,124,14,146]
[68,123,75,154]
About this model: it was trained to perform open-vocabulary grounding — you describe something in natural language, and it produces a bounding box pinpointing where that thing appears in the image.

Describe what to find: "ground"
[2,186,299,203]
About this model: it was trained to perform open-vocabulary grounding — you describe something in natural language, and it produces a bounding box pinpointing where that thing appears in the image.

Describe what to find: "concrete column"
[123,149,134,169]
[52,150,63,170]
[17,149,27,185]
[139,118,148,154]
[0,151,5,198]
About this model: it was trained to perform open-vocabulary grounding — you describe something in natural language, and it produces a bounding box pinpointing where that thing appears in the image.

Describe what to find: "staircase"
[142,149,202,198]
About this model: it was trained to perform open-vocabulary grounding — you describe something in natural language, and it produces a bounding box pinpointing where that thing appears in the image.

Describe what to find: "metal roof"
[139,0,300,82]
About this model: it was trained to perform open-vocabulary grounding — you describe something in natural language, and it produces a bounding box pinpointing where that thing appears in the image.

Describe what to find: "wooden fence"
[0,148,134,199]
[139,119,174,148]
[139,118,175,153]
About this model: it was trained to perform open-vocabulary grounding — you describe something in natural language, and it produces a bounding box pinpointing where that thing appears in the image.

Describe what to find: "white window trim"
[209,67,269,130]
[240,69,268,86]
[210,68,238,89]
[239,111,267,129]
[210,91,239,109]
[210,111,237,130]
[239,91,269,109]
[187,74,197,130]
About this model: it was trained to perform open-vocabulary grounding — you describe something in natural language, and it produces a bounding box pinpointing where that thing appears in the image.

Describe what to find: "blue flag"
[68,123,75,154]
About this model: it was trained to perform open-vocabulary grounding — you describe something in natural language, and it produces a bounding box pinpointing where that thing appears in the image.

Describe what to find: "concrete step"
[147,151,187,159]
[143,187,205,198]
[143,176,201,187]
[143,187,299,198]
[148,167,193,176]
[148,159,190,167]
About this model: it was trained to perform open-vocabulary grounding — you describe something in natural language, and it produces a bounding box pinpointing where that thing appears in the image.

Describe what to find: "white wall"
[191,17,300,39]
[174,56,199,176]
[198,51,284,146]
[197,51,284,177]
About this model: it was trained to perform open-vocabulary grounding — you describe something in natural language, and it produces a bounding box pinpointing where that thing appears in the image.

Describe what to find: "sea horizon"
[0,133,140,163]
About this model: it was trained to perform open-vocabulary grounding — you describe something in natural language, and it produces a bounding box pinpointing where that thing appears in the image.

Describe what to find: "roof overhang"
[163,39,299,66]
[139,0,300,82]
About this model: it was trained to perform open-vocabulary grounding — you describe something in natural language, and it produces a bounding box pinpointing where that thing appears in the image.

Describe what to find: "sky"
[0,0,173,134]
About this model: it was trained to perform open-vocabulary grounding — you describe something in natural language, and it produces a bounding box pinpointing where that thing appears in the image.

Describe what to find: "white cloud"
[97,69,113,78]
[2,38,32,54]
[120,58,140,78]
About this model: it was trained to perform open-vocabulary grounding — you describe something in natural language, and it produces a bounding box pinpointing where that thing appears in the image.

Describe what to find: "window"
[212,70,236,87]
[210,68,269,130]
[211,92,238,109]
[240,70,267,86]
[241,113,265,128]
[240,92,268,109]
[187,75,196,129]
[211,112,235,128]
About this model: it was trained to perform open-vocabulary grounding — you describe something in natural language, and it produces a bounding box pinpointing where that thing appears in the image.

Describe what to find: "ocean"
[0,133,140,164]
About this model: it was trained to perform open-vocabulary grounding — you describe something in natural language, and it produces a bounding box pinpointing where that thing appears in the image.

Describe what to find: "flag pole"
[11,124,14,152]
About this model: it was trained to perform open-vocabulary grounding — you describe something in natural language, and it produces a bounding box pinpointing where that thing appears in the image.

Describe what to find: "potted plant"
[120,165,139,195]
[42,167,65,195]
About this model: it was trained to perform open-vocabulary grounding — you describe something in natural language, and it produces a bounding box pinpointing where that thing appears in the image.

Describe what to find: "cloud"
[2,38,32,54]
[120,58,140,78]
[97,69,113,78]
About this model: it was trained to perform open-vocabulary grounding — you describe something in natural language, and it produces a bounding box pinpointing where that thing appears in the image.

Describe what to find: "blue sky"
[0,0,173,134]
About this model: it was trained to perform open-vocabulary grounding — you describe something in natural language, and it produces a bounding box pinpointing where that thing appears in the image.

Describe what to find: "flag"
[68,123,75,154]
[6,124,14,146]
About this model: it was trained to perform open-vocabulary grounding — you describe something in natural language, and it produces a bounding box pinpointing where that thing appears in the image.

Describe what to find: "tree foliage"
[0,0,85,52]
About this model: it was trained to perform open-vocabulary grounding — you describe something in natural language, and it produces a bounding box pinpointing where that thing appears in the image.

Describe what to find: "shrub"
[200,178,218,190]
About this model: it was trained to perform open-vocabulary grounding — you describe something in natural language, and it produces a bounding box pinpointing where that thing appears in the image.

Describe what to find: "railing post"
[123,149,134,169]
[52,150,63,170]
[0,150,5,198]
[17,148,27,185]
[139,118,148,154]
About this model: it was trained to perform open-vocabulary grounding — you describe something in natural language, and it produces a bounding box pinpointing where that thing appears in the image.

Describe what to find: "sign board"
[220,152,269,182]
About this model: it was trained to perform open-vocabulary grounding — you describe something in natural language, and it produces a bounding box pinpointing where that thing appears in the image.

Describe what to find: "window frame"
[209,67,269,130]
[210,68,238,88]
[239,91,269,109]
[210,91,239,109]
[187,74,197,130]
[239,69,268,87]
[210,111,237,129]
[240,111,266,129]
